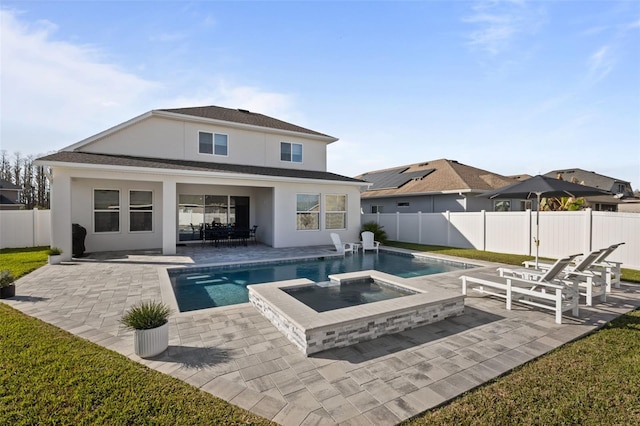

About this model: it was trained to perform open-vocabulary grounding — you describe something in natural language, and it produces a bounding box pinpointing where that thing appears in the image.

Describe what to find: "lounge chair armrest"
[506,275,565,290]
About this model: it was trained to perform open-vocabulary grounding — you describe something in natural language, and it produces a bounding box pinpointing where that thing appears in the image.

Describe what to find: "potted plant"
[48,247,63,265]
[120,300,173,358]
[0,269,16,299]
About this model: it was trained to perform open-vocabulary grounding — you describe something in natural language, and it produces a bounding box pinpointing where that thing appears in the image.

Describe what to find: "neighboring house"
[544,169,632,212]
[356,159,518,213]
[0,179,24,210]
[36,105,366,260]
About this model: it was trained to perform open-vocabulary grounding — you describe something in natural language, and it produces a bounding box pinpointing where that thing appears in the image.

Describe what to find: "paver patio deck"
[3,244,639,425]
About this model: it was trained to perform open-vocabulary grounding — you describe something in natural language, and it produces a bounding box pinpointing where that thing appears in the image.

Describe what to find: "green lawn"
[0,246,50,278]
[1,245,639,424]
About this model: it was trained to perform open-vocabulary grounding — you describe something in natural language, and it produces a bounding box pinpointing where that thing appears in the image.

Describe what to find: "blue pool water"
[168,251,473,312]
[284,278,416,313]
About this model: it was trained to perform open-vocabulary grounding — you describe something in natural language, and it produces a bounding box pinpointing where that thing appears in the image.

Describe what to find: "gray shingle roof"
[356,159,516,197]
[0,179,21,190]
[159,106,335,139]
[36,152,363,183]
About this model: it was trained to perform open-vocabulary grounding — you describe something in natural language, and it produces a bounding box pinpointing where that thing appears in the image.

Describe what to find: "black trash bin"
[72,223,87,257]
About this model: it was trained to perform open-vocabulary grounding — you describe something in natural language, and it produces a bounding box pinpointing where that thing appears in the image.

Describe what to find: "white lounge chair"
[586,243,625,291]
[520,249,607,306]
[461,255,580,324]
[360,231,380,253]
[523,243,624,292]
[330,233,355,255]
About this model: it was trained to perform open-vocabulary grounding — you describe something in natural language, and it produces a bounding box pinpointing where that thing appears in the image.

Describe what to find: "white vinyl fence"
[363,209,640,270]
[2,209,639,270]
[0,209,51,249]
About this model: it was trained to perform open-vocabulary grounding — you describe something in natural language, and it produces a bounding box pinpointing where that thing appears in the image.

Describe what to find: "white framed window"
[325,194,347,230]
[94,189,120,233]
[397,201,410,207]
[129,190,153,232]
[371,205,383,214]
[199,131,228,156]
[296,193,319,230]
[494,200,511,211]
[281,142,303,163]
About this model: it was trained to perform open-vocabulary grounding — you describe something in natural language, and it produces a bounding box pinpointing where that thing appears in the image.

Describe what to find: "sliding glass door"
[178,194,250,241]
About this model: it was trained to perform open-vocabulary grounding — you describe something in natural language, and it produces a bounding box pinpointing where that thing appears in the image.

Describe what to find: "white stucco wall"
[48,164,363,255]
[71,178,164,254]
[79,116,329,172]
[272,182,362,248]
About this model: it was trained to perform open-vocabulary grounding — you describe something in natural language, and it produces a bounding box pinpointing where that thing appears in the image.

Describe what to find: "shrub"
[361,221,388,244]
[47,247,63,256]
[0,269,15,288]
[120,301,173,330]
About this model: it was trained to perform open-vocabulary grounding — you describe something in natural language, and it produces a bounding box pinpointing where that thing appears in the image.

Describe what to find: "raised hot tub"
[248,270,464,355]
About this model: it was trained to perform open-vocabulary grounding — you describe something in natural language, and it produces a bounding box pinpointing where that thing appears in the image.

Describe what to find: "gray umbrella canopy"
[479,175,611,267]
[480,175,610,200]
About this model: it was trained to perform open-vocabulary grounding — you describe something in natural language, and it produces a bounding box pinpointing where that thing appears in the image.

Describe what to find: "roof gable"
[159,106,334,139]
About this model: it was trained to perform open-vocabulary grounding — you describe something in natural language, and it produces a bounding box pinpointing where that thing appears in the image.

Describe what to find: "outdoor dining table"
[202,225,251,247]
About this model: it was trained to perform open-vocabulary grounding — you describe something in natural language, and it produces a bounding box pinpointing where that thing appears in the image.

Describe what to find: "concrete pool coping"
[159,248,484,317]
[249,270,465,355]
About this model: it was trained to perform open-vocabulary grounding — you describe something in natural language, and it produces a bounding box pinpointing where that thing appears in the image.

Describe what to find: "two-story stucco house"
[36,106,366,260]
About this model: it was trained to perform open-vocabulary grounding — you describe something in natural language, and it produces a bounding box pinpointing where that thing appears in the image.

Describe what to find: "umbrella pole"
[535,193,540,268]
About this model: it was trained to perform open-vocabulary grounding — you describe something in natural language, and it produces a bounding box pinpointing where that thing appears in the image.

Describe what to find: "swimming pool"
[168,251,474,312]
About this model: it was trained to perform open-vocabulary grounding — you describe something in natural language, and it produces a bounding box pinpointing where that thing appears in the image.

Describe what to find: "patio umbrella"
[478,175,610,267]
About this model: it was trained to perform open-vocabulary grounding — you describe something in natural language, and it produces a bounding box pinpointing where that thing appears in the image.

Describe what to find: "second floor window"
[199,132,228,156]
[281,142,302,163]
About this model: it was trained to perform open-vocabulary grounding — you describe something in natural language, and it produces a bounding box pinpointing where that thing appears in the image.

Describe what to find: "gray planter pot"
[133,322,169,358]
[48,255,62,265]
[0,284,16,299]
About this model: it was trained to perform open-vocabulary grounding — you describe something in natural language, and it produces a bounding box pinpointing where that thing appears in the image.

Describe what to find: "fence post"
[481,210,486,251]
[585,208,593,254]
[526,209,532,256]
[32,208,38,247]
[418,211,422,244]
[446,210,451,247]
[396,211,400,241]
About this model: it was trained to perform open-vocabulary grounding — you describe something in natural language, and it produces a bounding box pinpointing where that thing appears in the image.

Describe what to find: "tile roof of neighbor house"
[0,178,21,190]
[356,159,517,198]
[159,105,335,139]
[36,151,364,183]
[544,168,630,189]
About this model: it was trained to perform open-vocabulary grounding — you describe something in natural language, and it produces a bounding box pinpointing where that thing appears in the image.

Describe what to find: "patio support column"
[162,179,177,255]
[50,172,72,261]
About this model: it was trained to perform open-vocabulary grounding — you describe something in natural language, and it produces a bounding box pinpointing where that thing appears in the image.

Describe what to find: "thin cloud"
[587,45,614,82]
[0,9,299,153]
[463,0,546,56]
[1,9,158,151]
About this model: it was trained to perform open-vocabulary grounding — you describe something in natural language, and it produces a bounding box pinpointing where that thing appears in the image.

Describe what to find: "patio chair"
[360,231,380,253]
[249,225,258,245]
[462,255,580,324]
[586,242,625,291]
[330,233,355,255]
[515,249,607,306]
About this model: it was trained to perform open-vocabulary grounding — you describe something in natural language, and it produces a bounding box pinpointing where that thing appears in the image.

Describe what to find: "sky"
[1,1,639,188]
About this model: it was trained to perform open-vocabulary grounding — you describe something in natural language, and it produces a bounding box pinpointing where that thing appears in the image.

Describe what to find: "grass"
[404,309,640,425]
[0,304,273,425]
[386,241,640,283]
[0,246,49,278]
[1,244,639,424]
